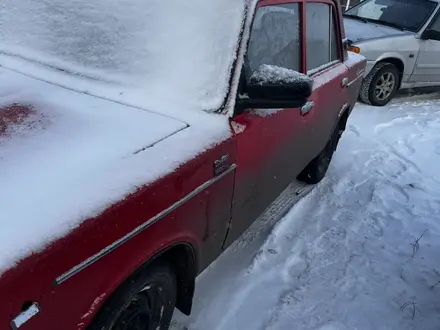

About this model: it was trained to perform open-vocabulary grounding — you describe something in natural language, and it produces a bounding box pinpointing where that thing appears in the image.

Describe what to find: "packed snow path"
[171,95,440,330]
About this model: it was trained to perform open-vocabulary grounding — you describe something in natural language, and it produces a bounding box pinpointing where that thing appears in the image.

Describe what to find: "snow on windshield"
[345,0,436,32]
[0,0,246,111]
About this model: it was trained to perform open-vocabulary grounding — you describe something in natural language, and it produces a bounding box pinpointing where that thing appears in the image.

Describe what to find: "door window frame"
[254,0,305,72]
[305,0,344,76]
[226,0,345,117]
[424,5,440,33]
[257,0,344,75]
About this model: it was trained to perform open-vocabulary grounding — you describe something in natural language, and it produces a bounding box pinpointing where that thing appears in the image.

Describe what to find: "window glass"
[306,3,340,73]
[247,3,301,76]
[345,0,437,32]
[431,12,440,32]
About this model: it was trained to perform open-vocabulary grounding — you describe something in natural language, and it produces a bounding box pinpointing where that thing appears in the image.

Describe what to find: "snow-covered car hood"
[0,0,245,273]
[344,17,411,43]
[0,68,231,273]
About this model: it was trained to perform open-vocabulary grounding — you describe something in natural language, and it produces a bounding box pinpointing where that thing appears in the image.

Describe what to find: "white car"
[344,0,440,105]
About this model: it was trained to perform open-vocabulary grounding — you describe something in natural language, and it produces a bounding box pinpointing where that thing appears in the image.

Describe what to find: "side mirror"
[421,29,440,41]
[238,64,313,110]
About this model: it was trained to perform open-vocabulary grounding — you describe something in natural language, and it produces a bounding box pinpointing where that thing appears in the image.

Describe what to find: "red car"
[0,0,365,329]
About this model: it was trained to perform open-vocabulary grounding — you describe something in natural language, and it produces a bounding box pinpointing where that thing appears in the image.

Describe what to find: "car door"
[223,0,312,248]
[412,8,440,83]
[304,0,350,160]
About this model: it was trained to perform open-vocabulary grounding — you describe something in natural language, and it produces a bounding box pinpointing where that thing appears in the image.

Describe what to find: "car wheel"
[297,126,340,185]
[88,262,177,330]
[359,62,400,106]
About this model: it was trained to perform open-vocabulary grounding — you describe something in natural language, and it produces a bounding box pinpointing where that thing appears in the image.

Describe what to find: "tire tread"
[359,62,399,106]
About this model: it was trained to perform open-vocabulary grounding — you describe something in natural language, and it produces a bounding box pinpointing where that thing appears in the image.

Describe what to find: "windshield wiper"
[370,19,405,31]
[343,13,368,23]
[343,13,406,31]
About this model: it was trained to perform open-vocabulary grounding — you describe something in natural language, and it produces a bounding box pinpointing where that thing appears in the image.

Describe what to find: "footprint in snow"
[348,124,360,137]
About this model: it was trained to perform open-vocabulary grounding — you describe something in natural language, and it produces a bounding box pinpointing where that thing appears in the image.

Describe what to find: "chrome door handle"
[342,77,349,87]
[301,101,314,116]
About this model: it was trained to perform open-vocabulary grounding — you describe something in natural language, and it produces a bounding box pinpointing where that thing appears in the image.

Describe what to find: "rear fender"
[344,54,366,107]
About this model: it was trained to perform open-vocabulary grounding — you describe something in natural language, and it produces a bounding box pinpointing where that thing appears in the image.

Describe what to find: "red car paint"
[0,104,34,135]
[0,0,365,329]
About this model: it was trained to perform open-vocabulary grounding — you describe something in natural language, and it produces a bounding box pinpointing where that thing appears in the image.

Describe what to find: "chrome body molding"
[347,72,364,87]
[55,164,237,285]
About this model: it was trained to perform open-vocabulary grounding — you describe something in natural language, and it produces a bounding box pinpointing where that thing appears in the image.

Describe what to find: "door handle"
[301,101,314,116]
[341,77,349,87]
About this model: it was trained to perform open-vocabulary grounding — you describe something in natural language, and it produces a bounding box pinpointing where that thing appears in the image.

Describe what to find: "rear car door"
[413,8,440,83]
[304,0,350,154]
[224,0,311,247]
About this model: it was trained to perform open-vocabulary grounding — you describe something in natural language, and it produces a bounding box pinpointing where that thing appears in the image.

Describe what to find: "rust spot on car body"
[0,104,34,135]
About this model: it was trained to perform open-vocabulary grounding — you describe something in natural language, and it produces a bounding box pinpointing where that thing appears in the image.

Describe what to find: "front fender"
[363,52,406,76]
[357,36,419,77]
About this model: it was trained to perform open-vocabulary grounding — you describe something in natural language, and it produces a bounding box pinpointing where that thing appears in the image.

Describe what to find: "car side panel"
[224,0,355,248]
[307,64,349,153]
[412,39,440,83]
[305,0,350,152]
[0,137,236,330]
[345,56,368,107]
[223,0,311,248]
[224,108,310,248]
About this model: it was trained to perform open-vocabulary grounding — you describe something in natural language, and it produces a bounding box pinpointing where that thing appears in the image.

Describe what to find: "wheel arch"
[88,241,198,329]
[157,242,197,315]
[338,105,351,132]
[129,242,198,315]
[375,56,405,88]
[331,103,352,150]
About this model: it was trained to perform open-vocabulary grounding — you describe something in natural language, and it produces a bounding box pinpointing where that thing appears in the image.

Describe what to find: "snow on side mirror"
[237,64,313,110]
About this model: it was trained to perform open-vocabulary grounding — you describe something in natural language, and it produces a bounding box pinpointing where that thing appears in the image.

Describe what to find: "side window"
[306,3,340,73]
[246,3,301,76]
[430,12,440,32]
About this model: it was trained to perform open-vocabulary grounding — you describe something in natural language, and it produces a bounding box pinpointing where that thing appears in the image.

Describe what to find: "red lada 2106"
[0,0,365,329]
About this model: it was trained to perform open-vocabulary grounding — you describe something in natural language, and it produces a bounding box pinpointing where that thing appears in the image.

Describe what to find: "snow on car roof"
[1,0,247,113]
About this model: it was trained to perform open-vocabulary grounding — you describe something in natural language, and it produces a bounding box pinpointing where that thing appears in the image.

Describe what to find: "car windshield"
[0,0,245,112]
[344,0,437,32]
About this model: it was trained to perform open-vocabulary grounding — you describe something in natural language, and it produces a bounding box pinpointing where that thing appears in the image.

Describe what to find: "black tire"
[359,62,400,106]
[297,127,340,184]
[88,262,177,330]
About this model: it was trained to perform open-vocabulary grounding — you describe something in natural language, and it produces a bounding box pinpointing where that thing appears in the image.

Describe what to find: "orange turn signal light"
[348,46,360,54]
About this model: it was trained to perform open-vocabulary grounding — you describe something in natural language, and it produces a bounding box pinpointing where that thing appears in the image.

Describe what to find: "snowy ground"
[171,94,440,330]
